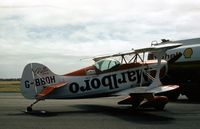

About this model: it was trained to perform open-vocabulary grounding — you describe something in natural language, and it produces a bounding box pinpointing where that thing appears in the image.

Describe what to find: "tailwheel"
[26,99,41,112]
[27,106,33,112]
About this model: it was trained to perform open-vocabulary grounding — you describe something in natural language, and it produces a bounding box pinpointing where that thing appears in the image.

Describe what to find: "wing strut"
[117,43,182,110]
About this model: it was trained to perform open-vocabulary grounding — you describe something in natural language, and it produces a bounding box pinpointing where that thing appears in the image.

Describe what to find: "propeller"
[167,52,182,65]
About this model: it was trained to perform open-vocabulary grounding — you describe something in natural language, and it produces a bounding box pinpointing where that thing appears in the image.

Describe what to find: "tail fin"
[21,63,62,99]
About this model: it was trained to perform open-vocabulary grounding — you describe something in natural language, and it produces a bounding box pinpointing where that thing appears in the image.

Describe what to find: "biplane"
[21,43,181,112]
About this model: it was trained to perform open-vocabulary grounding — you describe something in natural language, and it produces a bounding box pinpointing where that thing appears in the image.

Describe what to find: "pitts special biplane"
[21,43,181,112]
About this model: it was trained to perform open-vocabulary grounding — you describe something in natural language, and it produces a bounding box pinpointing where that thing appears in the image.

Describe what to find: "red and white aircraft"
[21,43,181,112]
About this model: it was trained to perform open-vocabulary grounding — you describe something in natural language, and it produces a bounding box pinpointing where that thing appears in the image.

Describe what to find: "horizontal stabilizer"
[36,82,68,99]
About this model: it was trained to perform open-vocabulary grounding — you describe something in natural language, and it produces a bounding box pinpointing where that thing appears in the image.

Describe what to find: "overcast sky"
[0,0,200,78]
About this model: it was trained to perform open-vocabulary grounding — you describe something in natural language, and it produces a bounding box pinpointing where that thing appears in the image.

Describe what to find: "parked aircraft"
[21,43,181,112]
[148,38,200,100]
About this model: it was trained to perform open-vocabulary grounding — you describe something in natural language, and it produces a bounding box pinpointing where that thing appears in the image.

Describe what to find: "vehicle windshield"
[94,58,120,72]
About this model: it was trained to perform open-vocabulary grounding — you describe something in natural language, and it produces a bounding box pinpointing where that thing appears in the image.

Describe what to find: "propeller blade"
[168,53,182,64]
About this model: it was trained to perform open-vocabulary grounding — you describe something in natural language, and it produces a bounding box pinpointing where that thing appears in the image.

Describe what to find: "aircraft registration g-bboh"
[21,43,181,112]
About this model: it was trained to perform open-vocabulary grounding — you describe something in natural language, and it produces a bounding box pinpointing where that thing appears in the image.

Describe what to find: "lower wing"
[116,85,179,95]
[116,85,179,109]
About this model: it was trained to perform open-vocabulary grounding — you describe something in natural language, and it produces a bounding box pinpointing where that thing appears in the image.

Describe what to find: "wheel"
[132,99,142,108]
[185,93,200,101]
[131,96,143,108]
[154,104,165,111]
[27,106,33,112]
[182,84,200,101]
[140,100,166,110]
[153,96,168,110]
[155,88,180,101]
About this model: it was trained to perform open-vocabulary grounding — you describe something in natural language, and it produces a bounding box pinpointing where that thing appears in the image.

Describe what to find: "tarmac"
[0,93,200,129]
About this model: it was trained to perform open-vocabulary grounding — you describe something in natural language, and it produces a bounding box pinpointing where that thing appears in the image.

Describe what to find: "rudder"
[21,63,61,99]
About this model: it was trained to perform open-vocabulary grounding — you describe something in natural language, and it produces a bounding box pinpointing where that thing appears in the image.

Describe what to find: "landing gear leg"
[26,99,41,112]
[140,96,168,110]
[131,96,143,108]
[153,96,168,110]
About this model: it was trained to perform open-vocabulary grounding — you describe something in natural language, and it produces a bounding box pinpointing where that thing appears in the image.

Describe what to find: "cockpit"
[94,58,120,72]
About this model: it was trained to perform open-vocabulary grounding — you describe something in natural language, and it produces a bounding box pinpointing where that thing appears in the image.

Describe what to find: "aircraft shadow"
[171,99,200,104]
[72,104,174,124]
[16,104,174,124]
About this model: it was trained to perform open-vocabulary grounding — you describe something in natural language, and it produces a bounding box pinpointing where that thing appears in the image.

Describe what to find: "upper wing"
[36,82,68,99]
[93,43,182,61]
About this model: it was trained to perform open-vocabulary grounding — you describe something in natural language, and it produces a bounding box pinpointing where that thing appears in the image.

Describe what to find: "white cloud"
[0,0,200,78]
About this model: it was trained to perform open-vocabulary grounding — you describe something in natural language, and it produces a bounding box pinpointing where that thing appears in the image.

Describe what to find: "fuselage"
[163,45,200,67]
[44,60,167,99]
[21,59,167,100]
[148,38,200,70]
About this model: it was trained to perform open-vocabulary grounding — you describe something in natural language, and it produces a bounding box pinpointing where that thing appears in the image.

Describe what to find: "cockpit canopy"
[94,58,120,72]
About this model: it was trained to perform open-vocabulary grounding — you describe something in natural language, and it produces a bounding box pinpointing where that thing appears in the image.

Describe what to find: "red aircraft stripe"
[36,82,67,98]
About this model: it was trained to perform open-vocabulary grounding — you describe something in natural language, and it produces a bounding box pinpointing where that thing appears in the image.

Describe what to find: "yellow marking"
[183,48,193,58]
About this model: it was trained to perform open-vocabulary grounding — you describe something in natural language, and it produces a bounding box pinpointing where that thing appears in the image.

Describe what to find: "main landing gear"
[140,96,168,110]
[118,94,168,110]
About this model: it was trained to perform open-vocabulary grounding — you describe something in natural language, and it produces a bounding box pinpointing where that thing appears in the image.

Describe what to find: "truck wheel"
[182,83,200,101]
[185,93,200,101]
